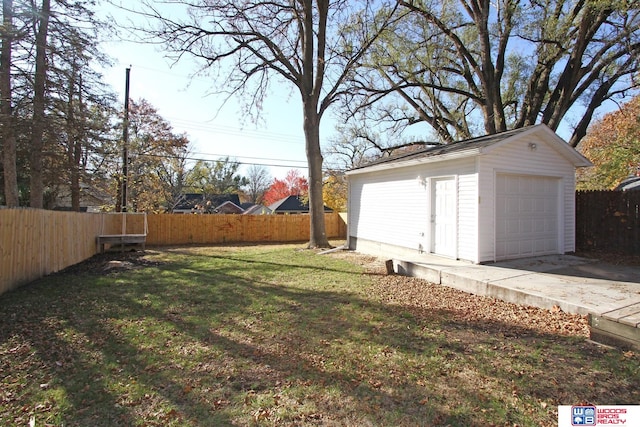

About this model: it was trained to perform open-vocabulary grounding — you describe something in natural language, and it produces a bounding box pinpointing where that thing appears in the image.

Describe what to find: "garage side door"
[495,174,559,260]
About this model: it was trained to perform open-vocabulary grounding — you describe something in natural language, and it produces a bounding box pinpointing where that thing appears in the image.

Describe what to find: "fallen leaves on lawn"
[332,251,590,338]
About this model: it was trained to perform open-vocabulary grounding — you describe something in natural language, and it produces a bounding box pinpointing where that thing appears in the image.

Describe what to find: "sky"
[97,4,334,181]
[95,2,624,182]
[103,61,315,180]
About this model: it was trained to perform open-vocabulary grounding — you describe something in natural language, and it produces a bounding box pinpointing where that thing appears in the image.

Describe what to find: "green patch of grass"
[1,244,639,426]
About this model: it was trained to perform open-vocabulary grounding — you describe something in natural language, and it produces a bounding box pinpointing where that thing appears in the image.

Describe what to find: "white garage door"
[495,174,559,260]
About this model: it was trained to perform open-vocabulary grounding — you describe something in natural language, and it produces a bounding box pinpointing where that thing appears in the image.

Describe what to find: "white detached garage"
[346,125,592,263]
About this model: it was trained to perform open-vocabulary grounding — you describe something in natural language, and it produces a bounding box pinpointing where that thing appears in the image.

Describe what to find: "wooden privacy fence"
[146,213,346,245]
[0,209,103,295]
[100,212,148,235]
[0,210,347,295]
[576,190,640,254]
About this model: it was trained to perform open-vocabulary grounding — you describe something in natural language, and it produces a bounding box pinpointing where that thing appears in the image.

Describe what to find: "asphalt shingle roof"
[349,126,537,171]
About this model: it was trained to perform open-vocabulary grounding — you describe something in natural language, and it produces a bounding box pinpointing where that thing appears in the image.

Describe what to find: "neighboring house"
[614,176,640,192]
[214,200,244,214]
[242,204,273,215]
[268,195,333,214]
[209,194,242,208]
[172,194,242,214]
[51,183,113,212]
[171,193,204,213]
[346,124,592,263]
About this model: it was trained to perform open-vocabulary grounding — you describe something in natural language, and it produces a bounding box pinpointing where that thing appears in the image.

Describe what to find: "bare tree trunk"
[301,0,329,248]
[1,0,18,207]
[115,176,122,212]
[73,73,84,210]
[135,0,394,236]
[29,0,50,209]
[472,1,498,134]
[303,102,329,248]
[67,65,81,211]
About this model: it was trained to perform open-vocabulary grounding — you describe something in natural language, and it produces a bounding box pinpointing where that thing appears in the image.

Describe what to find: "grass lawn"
[1,244,638,426]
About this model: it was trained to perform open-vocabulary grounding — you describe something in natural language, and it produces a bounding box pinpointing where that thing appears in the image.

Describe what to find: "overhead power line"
[113,64,345,172]
[189,151,307,165]
[127,64,307,145]
[133,152,312,170]
[131,152,347,173]
[168,118,304,145]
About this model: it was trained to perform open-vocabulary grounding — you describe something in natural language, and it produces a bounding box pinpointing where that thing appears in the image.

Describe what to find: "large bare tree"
[347,0,640,147]
[244,164,271,204]
[134,0,401,248]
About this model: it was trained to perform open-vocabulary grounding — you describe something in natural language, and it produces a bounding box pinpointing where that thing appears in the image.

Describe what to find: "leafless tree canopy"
[133,0,401,247]
[244,164,271,204]
[344,0,640,147]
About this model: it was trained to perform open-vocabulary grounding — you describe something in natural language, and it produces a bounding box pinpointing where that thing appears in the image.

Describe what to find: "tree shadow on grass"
[1,247,638,426]
[0,276,234,426]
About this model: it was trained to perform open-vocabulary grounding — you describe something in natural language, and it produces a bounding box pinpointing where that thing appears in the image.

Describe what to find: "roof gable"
[242,204,273,215]
[214,200,244,214]
[268,195,333,213]
[174,193,241,211]
[346,124,591,175]
[268,195,308,212]
[615,176,640,191]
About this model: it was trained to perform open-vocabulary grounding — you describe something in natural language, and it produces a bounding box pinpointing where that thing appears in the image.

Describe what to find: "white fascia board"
[345,147,483,176]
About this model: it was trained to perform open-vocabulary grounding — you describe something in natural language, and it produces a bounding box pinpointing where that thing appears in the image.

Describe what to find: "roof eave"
[479,124,592,168]
[346,124,593,175]
[531,125,593,168]
[346,147,483,175]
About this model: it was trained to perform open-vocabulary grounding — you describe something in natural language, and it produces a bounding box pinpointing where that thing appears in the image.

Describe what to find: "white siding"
[349,166,428,254]
[348,158,478,262]
[476,134,576,262]
[457,170,479,262]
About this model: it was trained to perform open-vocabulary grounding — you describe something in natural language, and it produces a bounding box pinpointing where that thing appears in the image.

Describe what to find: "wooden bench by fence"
[97,212,148,253]
[97,234,147,253]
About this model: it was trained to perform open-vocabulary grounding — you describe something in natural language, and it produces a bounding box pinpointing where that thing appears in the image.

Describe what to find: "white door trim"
[430,176,458,258]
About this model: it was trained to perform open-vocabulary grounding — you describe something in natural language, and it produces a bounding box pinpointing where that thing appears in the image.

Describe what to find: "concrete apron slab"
[391,255,640,350]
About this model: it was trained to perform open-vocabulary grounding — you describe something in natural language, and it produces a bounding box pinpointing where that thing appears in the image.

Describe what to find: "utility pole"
[121,67,130,212]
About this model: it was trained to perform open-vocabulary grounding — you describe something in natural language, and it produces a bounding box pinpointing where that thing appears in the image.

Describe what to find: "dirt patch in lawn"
[58,249,166,275]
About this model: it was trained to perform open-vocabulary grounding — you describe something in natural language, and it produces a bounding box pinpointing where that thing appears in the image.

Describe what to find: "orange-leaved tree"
[322,171,347,212]
[577,96,640,190]
[263,169,309,206]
